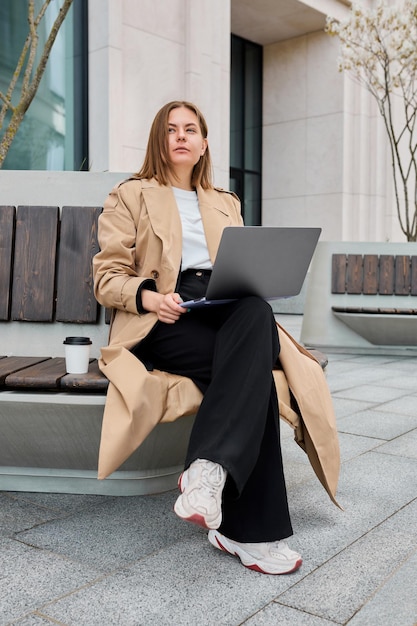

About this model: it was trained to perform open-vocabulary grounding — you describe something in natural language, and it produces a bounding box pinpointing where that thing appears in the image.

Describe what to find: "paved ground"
[1,314,417,625]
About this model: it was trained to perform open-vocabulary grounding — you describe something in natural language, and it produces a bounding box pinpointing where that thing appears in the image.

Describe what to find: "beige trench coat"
[93,178,341,507]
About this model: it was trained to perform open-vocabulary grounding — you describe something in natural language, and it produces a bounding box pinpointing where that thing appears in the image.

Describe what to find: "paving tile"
[287,451,417,572]
[243,603,337,625]
[332,384,408,404]
[378,373,417,391]
[39,534,301,626]
[337,408,417,440]
[0,494,58,538]
[326,357,353,370]
[331,398,376,419]
[337,432,383,462]
[326,357,417,394]
[0,492,115,539]
[6,491,115,515]
[326,365,369,381]
[283,460,316,491]
[374,357,417,371]
[328,371,386,393]
[376,394,417,418]
[0,536,99,626]
[276,499,417,624]
[347,548,417,626]
[336,450,417,511]
[337,355,416,369]
[375,428,417,460]
[15,492,200,573]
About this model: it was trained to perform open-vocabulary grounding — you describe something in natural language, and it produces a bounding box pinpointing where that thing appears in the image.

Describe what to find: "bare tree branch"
[327,0,417,240]
[0,0,74,168]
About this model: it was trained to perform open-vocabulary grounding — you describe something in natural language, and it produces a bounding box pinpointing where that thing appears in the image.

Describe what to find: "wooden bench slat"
[0,356,108,392]
[0,356,51,384]
[0,206,15,321]
[332,306,417,315]
[5,357,66,389]
[11,206,59,321]
[331,254,347,294]
[379,307,417,315]
[60,359,109,391]
[378,255,395,295]
[362,255,378,294]
[394,255,411,295]
[56,206,102,323]
[411,256,417,295]
[346,255,363,294]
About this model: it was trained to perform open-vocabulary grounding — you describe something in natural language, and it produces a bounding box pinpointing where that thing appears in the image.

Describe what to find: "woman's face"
[167,106,207,174]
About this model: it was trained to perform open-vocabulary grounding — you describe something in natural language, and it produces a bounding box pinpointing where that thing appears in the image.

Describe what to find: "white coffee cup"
[63,337,92,374]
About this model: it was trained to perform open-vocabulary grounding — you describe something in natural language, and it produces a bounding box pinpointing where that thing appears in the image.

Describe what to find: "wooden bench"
[300,242,417,351]
[0,203,108,390]
[0,204,196,495]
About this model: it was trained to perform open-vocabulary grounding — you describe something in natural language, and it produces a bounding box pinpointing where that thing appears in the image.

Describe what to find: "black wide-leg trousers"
[132,273,293,543]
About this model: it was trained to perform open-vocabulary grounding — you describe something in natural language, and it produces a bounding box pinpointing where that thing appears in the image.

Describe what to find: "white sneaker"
[174,459,227,529]
[208,529,302,575]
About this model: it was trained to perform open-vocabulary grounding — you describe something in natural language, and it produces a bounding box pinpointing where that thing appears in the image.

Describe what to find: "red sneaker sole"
[179,512,209,529]
[214,535,303,575]
[246,558,303,575]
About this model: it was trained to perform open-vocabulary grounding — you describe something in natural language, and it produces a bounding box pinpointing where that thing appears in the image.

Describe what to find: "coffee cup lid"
[63,336,92,345]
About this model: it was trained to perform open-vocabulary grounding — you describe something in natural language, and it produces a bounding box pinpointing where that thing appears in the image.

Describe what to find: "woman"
[93,100,302,575]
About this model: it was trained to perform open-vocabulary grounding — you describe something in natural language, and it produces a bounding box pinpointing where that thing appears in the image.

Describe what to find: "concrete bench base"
[332,311,417,346]
[0,466,184,496]
[0,392,194,495]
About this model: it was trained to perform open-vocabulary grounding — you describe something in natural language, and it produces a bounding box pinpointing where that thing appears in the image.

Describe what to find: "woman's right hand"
[141,289,187,324]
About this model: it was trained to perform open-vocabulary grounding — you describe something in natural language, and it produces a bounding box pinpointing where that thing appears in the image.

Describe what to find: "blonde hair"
[134,101,213,189]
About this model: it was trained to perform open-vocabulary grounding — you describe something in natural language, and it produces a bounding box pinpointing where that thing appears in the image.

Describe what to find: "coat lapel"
[140,179,183,272]
[197,187,233,263]
[140,181,234,268]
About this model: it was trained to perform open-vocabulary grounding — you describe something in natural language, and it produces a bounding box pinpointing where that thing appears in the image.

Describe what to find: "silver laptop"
[181,226,321,308]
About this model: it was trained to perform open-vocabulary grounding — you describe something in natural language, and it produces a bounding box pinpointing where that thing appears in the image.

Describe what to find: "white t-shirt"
[172,187,212,272]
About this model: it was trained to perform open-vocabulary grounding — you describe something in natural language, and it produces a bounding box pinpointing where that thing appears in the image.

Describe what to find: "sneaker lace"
[199,464,224,498]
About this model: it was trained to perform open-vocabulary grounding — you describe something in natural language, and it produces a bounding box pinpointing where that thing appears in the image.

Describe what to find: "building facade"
[0,0,403,241]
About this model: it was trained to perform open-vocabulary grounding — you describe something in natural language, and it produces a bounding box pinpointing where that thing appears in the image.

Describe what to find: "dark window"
[0,0,88,170]
[230,35,263,225]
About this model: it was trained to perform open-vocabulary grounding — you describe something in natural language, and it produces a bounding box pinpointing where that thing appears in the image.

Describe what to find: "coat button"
[151,270,159,279]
